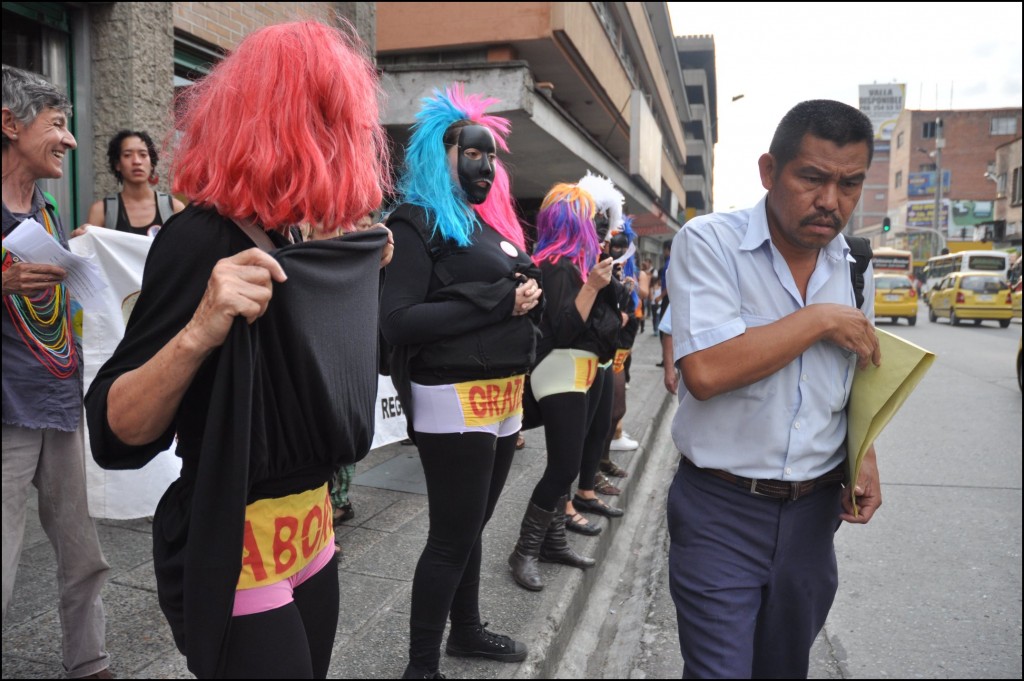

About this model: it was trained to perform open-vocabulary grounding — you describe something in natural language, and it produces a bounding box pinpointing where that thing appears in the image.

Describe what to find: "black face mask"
[609,234,629,259]
[594,212,610,241]
[456,125,496,205]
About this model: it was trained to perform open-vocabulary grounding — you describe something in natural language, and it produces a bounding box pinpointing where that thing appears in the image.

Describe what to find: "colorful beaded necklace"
[2,207,78,378]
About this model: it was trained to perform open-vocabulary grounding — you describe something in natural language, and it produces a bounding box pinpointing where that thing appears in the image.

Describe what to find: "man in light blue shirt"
[665,100,882,679]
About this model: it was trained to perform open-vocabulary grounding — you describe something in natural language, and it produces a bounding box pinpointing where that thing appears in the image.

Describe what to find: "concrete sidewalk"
[2,329,675,679]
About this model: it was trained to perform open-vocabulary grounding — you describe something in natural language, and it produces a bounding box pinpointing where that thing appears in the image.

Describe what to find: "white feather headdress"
[577,171,624,238]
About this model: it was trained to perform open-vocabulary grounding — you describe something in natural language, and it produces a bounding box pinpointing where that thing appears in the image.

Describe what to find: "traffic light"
[882,217,891,233]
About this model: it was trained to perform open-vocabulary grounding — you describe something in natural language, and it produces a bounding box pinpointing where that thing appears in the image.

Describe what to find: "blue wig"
[396,84,522,248]
[619,216,640,310]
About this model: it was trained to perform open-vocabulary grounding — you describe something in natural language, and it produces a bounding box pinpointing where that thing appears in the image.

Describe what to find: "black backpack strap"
[846,236,873,310]
[104,195,119,230]
[156,192,174,224]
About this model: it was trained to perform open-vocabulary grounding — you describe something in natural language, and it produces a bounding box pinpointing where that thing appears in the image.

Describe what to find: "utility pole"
[933,117,945,250]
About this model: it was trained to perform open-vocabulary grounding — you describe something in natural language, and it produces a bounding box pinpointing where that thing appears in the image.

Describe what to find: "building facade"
[675,34,717,220]
[989,136,1022,249]
[2,1,372,228]
[886,107,1022,258]
[4,1,715,267]
[376,1,711,260]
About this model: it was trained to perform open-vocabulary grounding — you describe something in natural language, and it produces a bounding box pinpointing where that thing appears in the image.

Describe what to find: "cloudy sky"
[666,2,1023,211]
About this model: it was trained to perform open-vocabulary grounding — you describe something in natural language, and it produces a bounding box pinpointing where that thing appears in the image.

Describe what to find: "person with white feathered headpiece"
[577,171,623,241]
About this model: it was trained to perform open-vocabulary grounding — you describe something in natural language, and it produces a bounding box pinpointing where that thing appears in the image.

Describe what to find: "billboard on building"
[907,170,951,197]
[906,199,950,232]
[859,84,906,141]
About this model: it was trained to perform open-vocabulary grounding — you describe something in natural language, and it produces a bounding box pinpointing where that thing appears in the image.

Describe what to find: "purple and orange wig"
[171,21,389,234]
[398,83,524,249]
[532,183,601,282]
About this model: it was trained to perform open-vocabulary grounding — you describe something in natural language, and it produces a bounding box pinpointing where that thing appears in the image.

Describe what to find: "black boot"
[508,501,557,591]
[445,622,527,662]
[539,496,596,569]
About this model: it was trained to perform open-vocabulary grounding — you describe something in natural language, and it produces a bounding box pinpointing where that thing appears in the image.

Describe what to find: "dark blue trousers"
[667,462,842,679]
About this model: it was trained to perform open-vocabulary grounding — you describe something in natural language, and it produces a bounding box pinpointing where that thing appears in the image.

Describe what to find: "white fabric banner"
[70,228,180,520]
[70,229,408,517]
[371,375,408,449]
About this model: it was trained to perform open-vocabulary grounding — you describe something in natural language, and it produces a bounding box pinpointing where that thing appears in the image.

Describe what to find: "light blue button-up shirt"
[668,195,874,481]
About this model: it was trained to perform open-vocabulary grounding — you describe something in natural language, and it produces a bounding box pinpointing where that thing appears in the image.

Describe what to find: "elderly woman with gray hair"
[2,65,112,679]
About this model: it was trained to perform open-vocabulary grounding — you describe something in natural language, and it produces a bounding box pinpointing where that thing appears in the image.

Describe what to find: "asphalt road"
[556,308,1023,679]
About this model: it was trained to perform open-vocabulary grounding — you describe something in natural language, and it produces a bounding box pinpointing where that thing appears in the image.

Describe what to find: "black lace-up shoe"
[445,623,528,662]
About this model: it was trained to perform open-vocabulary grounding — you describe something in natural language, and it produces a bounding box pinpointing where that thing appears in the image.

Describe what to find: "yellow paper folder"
[846,328,935,515]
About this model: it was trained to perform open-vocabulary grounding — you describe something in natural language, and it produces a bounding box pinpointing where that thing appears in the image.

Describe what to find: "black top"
[535,257,621,364]
[114,192,161,236]
[381,203,542,385]
[84,202,387,677]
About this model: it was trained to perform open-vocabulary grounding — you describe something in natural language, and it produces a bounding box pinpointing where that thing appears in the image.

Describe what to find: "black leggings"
[529,367,607,510]
[578,366,614,493]
[408,431,517,671]
[221,551,339,678]
[601,367,629,465]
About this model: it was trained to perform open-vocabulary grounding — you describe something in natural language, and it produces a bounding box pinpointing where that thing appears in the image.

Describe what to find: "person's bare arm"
[574,258,613,322]
[680,303,880,401]
[106,248,287,444]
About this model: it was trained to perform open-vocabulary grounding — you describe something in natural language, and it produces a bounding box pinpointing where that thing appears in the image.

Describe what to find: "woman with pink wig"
[379,84,542,679]
[84,21,392,678]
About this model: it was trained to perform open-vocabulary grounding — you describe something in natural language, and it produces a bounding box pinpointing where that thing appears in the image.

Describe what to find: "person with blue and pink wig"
[379,83,542,679]
[506,182,622,592]
[85,20,392,678]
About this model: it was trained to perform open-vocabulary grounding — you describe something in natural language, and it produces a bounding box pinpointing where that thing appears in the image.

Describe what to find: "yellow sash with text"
[237,483,334,590]
[612,349,631,374]
[454,375,526,427]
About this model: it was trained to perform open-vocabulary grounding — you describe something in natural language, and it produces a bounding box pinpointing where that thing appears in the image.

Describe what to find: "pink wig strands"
[171,21,390,234]
[447,84,525,251]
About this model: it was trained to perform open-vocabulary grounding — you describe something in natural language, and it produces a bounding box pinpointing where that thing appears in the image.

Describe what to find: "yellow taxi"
[927,272,1013,328]
[1012,279,1022,319]
[873,273,918,325]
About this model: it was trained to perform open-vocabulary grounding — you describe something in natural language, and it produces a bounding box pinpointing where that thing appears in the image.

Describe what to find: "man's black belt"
[681,455,845,501]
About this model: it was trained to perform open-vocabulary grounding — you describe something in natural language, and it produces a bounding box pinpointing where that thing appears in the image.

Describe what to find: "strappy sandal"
[600,460,629,478]
[565,512,602,536]
[594,473,621,496]
[573,493,624,518]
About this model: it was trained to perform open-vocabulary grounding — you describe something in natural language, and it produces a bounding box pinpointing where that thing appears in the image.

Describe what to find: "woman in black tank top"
[81,130,184,236]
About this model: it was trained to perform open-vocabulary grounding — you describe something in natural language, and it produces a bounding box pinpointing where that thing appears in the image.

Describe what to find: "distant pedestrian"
[79,129,184,237]
[665,99,883,678]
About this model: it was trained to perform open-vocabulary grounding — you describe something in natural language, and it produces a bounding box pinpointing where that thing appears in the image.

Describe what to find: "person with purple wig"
[379,84,542,679]
[507,183,622,592]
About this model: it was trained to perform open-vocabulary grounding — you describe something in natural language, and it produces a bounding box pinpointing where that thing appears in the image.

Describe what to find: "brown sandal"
[599,460,629,478]
[594,473,621,496]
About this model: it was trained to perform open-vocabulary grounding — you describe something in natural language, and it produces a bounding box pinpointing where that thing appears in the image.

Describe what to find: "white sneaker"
[609,435,639,451]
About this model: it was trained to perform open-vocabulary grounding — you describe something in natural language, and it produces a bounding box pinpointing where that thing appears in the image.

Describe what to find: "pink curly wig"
[171,21,390,234]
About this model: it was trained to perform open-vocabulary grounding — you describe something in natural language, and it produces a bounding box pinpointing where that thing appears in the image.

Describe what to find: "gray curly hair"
[2,64,72,150]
